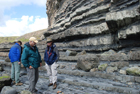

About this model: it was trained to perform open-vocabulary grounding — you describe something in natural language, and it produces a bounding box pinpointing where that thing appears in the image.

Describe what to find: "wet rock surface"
[0,59,140,94]
[1,86,17,94]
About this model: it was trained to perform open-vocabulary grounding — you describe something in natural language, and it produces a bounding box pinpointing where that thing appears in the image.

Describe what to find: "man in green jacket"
[21,37,42,94]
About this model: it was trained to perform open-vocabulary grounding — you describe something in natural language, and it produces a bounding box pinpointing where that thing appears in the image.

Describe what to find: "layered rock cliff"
[1,0,140,93]
[44,0,140,52]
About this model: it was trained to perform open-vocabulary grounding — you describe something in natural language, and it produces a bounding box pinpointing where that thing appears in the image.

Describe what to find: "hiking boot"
[35,89,38,92]
[16,82,23,86]
[48,83,53,87]
[53,82,57,89]
[12,81,15,84]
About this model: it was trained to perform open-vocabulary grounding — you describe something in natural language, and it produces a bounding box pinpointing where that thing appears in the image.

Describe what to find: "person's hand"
[29,66,33,69]
[18,62,21,65]
[40,63,42,67]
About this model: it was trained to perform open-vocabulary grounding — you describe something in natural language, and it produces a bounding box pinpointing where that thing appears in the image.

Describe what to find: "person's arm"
[21,48,29,68]
[54,47,59,62]
[8,49,11,60]
[38,52,42,63]
[16,48,21,62]
[37,48,42,67]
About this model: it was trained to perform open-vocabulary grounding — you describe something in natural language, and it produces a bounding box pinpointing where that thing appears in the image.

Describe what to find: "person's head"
[46,38,53,47]
[17,41,22,46]
[29,37,38,47]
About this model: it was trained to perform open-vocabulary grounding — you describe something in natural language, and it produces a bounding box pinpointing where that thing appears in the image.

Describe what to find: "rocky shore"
[0,43,140,94]
[1,0,140,94]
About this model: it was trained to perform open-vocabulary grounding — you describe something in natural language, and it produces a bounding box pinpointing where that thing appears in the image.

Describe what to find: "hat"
[46,38,53,43]
[29,37,38,43]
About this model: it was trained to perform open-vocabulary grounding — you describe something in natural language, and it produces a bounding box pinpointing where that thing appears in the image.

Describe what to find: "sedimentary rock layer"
[44,0,140,52]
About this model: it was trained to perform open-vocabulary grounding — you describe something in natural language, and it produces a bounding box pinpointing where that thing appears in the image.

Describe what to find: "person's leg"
[51,62,57,84]
[14,61,21,84]
[11,62,15,82]
[26,68,30,89]
[35,68,39,86]
[27,68,36,93]
[51,62,57,89]
[45,63,53,84]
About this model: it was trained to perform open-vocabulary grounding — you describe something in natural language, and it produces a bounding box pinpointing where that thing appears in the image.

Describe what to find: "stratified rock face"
[45,0,140,52]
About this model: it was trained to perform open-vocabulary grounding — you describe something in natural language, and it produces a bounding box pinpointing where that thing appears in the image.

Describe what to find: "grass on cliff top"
[0,36,19,44]
[0,76,10,80]
[0,28,47,44]
[16,28,47,43]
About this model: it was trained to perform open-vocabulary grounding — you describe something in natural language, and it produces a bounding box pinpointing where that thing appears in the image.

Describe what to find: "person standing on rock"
[9,41,23,86]
[21,37,42,94]
[44,38,59,89]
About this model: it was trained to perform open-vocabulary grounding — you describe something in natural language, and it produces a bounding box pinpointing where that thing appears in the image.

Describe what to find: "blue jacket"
[44,44,59,65]
[9,43,21,63]
[21,42,42,68]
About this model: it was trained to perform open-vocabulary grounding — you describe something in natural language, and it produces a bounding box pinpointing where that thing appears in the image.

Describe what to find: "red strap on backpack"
[47,51,52,57]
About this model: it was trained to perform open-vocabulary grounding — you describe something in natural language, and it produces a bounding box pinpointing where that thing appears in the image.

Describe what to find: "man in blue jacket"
[44,38,59,89]
[9,41,23,86]
[21,37,42,94]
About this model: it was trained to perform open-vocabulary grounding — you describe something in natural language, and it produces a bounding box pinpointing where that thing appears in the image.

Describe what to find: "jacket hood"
[24,42,30,48]
[47,44,56,48]
[15,43,20,46]
[24,42,37,52]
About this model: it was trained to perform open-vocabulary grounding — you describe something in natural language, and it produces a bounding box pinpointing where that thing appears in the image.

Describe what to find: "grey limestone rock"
[1,86,17,94]
[77,55,99,71]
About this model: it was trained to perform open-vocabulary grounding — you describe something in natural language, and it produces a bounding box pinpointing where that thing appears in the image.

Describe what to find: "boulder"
[119,70,126,75]
[98,64,108,71]
[0,75,12,91]
[66,50,77,56]
[90,68,98,72]
[76,50,86,56]
[1,86,16,94]
[20,90,32,94]
[77,55,99,71]
[5,57,10,62]
[110,62,129,69]
[102,49,116,55]
[106,66,118,73]
[128,51,140,60]
[126,67,140,76]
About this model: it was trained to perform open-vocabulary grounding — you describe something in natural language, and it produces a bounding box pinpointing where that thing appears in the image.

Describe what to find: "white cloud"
[0,16,48,36]
[29,16,34,22]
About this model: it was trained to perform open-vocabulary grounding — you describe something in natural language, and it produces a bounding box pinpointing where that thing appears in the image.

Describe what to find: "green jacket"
[21,42,42,68]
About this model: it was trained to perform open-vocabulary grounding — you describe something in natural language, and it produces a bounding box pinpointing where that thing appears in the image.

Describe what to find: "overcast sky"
[0,0,48,37]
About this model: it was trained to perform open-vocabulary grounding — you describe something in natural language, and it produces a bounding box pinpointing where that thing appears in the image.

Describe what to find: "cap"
[46,38,53,43]
[29,37,38,43]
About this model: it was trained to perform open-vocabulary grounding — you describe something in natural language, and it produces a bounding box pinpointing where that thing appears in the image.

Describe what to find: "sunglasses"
[47,41,52,43]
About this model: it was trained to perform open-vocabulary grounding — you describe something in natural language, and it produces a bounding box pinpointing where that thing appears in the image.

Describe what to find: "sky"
[0,0,48,37]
